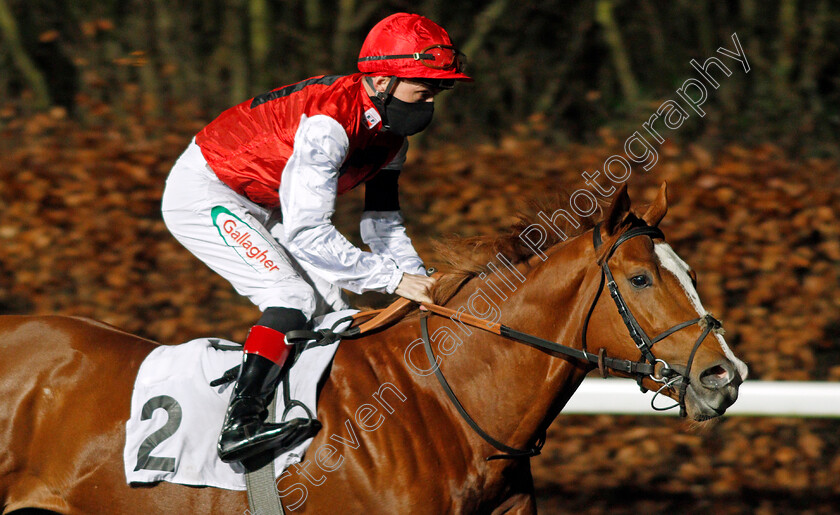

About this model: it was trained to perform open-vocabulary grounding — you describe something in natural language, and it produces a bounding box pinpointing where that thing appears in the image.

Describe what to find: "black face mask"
[370,95,434,137]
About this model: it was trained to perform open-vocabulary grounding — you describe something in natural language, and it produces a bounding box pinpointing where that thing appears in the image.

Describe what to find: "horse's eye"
[629,274,651,288]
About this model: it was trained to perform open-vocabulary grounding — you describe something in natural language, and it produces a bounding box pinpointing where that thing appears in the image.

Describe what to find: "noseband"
[417,222,725,460]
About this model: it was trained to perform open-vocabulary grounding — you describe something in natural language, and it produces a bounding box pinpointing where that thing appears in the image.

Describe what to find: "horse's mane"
[431,192,601,305]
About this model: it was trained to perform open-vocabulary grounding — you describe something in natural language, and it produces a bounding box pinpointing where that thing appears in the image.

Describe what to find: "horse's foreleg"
[488,461,537,515]
[490,492,537,515]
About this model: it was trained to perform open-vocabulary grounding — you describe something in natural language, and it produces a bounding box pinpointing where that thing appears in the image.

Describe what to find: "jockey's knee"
[257,306,307,333]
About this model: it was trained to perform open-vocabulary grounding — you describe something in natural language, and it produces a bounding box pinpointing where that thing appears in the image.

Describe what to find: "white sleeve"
[360,211,426,276]
[279,114,403,294]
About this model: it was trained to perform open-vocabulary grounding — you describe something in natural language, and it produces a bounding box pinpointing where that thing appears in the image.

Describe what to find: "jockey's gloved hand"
[395,273,437,304]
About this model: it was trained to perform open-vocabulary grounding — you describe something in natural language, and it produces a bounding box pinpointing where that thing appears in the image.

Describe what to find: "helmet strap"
[365,75,400,131]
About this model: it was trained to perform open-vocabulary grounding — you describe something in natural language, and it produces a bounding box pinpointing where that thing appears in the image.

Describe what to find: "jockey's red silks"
[196,73,404,209]
[243,325,291,366]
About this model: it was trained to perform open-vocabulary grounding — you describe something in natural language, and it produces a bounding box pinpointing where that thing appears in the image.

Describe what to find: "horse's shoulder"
[325,318,422,396]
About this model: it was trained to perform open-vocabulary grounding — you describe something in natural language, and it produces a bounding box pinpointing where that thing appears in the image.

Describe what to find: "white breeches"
[161,141,349,320]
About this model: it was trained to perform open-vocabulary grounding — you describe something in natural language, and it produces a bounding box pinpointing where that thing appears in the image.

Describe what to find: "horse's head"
[585,183,748,420]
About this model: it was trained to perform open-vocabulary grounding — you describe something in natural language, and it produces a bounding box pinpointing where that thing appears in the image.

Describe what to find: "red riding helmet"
[358,13,473,85]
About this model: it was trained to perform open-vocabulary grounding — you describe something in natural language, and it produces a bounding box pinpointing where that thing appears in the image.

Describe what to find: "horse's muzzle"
[684,359,743,420]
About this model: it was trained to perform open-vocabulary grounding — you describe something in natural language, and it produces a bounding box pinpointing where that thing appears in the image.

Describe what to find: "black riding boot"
[217,352,321,463]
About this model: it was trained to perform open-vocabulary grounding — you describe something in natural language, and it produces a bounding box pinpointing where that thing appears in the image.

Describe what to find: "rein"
[256,223,726,461]
[415,222,726,460]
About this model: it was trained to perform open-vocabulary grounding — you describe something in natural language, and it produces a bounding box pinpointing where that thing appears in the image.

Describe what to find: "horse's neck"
[435,236,596,451]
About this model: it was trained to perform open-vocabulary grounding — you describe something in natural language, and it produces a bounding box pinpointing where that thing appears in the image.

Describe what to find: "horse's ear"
[603,184,631,235]
[642,182,668,227]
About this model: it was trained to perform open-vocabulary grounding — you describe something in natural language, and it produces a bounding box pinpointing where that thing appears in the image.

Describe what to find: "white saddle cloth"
[123,310,354,490]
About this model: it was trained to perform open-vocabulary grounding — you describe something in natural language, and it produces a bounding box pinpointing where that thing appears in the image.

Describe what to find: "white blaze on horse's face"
[654,243,749,380]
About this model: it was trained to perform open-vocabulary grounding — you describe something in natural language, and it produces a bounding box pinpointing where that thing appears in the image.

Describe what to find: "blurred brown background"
[1,1,838,513]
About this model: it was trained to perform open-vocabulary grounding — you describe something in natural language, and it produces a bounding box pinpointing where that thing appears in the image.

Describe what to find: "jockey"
[161,12,471,463]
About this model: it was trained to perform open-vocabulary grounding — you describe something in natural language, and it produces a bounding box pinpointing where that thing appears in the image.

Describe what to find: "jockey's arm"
[359,141,426,277]
[280,114,431,300]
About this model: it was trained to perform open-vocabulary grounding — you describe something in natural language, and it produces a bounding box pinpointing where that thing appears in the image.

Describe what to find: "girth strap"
[245,392,286,515]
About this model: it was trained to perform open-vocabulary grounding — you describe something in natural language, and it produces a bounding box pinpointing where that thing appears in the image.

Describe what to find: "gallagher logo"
[211,206,281,273]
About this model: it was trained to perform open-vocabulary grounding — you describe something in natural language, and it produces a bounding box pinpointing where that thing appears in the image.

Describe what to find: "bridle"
[585,222,724,413]
[418,222,725,460]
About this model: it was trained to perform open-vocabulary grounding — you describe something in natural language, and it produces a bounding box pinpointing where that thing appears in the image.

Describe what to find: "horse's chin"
[683,383,739,421]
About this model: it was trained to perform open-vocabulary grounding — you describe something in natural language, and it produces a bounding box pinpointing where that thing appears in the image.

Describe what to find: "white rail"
[562,379,840,418]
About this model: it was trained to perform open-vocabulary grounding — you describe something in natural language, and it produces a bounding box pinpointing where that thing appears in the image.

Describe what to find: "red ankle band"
[243,325,291,366]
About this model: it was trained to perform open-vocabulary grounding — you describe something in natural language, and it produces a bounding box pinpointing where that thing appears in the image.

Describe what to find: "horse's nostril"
[699,363,732,389]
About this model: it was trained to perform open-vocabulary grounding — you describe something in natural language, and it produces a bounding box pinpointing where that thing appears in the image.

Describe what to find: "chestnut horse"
[0,184,747,514]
